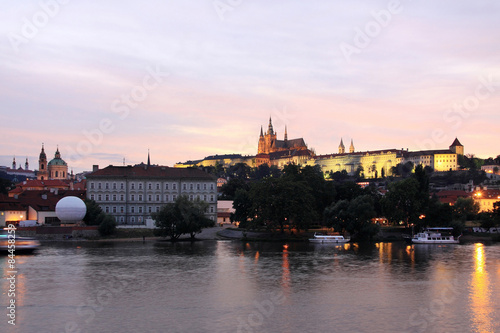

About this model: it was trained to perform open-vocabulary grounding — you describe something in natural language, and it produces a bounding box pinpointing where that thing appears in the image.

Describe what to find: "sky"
[1,0,499,173]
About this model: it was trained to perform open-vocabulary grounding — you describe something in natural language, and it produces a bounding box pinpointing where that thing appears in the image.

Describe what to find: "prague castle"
[176,117,463,178]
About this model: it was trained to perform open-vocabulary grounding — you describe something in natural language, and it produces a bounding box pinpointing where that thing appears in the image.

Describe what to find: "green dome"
[48,158,67,166]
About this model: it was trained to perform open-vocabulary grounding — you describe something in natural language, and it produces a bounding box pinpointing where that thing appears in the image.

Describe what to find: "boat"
[309,233,350,243]
[410,227,460,244]
[0,229,41,254]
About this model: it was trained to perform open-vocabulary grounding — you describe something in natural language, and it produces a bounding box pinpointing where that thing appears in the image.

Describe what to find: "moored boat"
[411,227,460,244]
[309,232,350,243]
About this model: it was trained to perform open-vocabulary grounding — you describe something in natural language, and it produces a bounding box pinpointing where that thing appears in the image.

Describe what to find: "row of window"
[90,194,215,202]
[113,215,215,224]
[89,181,215,191]
[103,205,216,214]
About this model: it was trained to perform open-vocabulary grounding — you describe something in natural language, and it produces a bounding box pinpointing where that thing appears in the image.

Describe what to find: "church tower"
[339,139,345,154]
[25,157,29,170]
[37,144,48,180]
[349,139,355,153]
[258,117,277,154]
[12,156,16,169]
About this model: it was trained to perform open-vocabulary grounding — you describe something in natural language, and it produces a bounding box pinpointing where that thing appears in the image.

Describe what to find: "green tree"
[152,196,214,240]
[452,197,479,222]
[382,178,422,226]
[324,195,379,240]
[220,178,249,200]
[98,214,117,236]
[83,199,105,226]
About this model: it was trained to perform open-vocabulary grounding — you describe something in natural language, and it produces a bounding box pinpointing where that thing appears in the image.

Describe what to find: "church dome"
[48,158,67,166]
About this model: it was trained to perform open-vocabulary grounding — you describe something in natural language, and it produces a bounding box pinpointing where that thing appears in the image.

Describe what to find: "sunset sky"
[1,0,499,173]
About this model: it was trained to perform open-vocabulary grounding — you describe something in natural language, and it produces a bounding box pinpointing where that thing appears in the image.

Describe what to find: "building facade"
[86,165,218,225]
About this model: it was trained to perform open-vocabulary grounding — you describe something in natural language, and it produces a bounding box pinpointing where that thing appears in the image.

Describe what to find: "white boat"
[309,233,350,243]
[411,227,460,244]
[0,229,41,254]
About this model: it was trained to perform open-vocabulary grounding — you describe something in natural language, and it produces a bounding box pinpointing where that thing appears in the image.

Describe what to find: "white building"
[86,164,218,225]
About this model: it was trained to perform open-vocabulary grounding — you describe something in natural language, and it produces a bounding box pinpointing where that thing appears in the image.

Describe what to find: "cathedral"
[37,144,68,180]
[256,117,312,167]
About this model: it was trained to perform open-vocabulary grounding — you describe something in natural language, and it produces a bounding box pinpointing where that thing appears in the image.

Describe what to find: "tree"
[152,196,214,240]
[84,199,106,226]
[324,195,379,240]
[98,214,117,236]
[227,163,251,179]
[382,178,422,226]
[220,178,249,200]
[452,197,479,222]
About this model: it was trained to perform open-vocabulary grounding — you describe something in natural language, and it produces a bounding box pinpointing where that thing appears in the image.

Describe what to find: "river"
[1,240,499,333]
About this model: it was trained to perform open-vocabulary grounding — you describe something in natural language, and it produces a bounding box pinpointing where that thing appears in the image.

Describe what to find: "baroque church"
[37,144,69,180]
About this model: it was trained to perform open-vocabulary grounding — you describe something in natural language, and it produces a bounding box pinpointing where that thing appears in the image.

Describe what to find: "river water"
[1,240,499,333]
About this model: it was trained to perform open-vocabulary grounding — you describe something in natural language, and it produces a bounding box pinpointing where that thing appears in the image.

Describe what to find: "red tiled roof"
[1,190,86,212]
[87,165,216,180]
[15,179,70,188]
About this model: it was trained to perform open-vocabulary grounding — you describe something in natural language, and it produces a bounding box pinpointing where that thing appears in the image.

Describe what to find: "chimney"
[93,165,99,172]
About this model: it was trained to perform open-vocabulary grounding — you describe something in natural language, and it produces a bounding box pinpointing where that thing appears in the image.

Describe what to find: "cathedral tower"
[339,139,345,154]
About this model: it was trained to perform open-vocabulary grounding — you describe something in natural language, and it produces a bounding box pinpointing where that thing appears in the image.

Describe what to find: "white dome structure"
[56,196,87,224]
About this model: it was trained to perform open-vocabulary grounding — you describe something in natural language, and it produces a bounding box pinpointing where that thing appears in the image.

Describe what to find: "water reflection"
[470,243,494,333]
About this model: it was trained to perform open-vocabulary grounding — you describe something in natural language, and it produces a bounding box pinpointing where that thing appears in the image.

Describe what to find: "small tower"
[349,139,355,153]
[37,144,48,180]
[147,149,151,167]
[284,126,288,142]
[12,156,16,169]
[25,157,29,170]
[339,139,345,154]
[267,117,274,135]
[449,138,464,156]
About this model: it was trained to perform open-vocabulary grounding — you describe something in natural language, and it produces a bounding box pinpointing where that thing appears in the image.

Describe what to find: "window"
[131,195,135,201]
[189,195,193,201]
[210,195,214,202]
[98,183,102,189]
[139,195,143,201]
[105,183,109,190]
[138,206,143,213]
[173,195,177,201]
[113,195,117,201]
[210,206,214,213]
[165,194,169,202]
[120,207,124,213]
[105,207,109,213]
[203,184,207,190]
[156,194,160,201]
[210,184,214,190]
[120,194,124,201]
[90,194,95,200]
[112,207,117,213]
[156,207,160,213]
[120,216,124,223]
[183,184,187,190]
[204,195,207,201]
[148,195,152,201]
[197,184,200,190]
[190,184,193,190]
[120,183,124,190]
[165,183,169,190]
[105,195,109,201]
[98,194,102,201]
[131,207,135,213]
[173,184,177,190]
[138,183,143,190]
[90,183,95,190]
[148,206,152,213]
[131,183,135,190]
[131,217,135,223]
[148,183,152,190]
[113,183,117,190]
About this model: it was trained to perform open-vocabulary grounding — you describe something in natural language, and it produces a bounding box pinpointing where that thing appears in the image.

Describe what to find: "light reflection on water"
[0,241,499,333]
